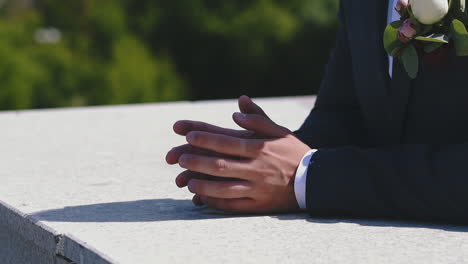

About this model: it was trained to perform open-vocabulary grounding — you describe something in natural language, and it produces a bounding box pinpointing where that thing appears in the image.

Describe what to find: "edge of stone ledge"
[0,199,117,264]
[0,199,59,254]
[57,233,117,264]
[0,95,315,114]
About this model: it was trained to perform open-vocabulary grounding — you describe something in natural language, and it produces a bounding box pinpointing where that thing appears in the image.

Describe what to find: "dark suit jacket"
[294,0,468,224]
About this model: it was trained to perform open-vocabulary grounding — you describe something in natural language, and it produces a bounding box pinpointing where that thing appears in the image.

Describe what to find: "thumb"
[238,95,268,118]
[232,112,290,138]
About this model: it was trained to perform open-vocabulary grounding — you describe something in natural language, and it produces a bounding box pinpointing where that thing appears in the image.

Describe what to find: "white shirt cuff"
[294,149,316,210]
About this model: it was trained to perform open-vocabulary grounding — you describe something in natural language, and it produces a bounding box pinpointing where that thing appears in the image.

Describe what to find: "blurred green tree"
[0,0,339,110]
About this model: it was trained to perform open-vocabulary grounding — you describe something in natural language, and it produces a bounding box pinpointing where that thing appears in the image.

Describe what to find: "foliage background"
[0,0,339,110]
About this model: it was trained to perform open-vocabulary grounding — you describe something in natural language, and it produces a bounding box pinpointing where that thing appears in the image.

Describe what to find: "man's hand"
[166,96,311,213]
[166,96,269,192]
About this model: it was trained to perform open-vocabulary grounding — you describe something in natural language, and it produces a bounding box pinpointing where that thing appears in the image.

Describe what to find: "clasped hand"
[166,96,311,213]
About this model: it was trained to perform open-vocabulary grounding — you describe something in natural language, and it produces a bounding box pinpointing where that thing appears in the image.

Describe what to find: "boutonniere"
[384,0,468,79]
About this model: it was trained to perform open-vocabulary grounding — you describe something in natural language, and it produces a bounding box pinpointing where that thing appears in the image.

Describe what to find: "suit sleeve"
[294,4,367,149]
[306,144,468,224]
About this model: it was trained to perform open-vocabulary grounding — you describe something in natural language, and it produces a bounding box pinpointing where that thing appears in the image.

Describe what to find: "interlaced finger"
[175,170,214,188]
[173,120,254,138]
[238,95,269,117]
[186,131,261,158]
[166,144,233,165]
[178,154,255,180]
[200,196,257,213]
[187,179,253,199]
[232,113,290,138]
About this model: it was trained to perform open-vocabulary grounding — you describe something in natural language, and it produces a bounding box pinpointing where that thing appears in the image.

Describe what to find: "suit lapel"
[348,0,393,145]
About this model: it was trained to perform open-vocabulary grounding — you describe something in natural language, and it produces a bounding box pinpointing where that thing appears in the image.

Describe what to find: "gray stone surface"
[1,97,468,263]
[0,199,58,255]
[0,224,58,264]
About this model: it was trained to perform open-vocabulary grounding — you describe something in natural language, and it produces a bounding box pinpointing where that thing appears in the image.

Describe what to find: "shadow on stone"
[32,199,467,232]
[272,215,468,232]
[31,199,250,223]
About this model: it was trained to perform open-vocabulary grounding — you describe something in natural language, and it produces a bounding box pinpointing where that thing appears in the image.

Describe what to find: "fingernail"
[165,152,172,164]
[235,112,247,120]
[193,195,203,206]
[187,180,196,193]
[173,121,183,132]
[175,176,182,187]
[174,120,191,134]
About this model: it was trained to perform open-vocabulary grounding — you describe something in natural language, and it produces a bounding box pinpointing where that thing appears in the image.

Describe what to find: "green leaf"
[452,19,468,34]
[450,19,468,56]
[383,21,403,55]
[415,33,450,43]
[401,44,419,79]
[424,42,444,53]
[390,46,403,57]
[399,8,409,20]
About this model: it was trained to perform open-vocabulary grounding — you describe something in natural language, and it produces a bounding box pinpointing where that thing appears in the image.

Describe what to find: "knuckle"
[258,168,275,179]
[214,159,228,172]
[212,136,225,149]
[238,139,251,154]
[240,140,250,154]
[252,141,264,152]
[245,141,262,156]
[240,139,260,155]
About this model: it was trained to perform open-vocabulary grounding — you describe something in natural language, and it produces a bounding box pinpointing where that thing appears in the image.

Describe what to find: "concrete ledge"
[58,234,115,264]
[0,200,114,264]
[1,97,468,263]
[0,200,58,254]
[0,224,57,264]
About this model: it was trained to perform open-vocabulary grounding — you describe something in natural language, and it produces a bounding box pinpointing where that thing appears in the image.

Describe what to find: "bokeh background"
[0,0,339,110]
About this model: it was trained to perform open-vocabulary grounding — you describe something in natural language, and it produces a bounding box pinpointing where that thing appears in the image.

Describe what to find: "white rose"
[410,0,449,25]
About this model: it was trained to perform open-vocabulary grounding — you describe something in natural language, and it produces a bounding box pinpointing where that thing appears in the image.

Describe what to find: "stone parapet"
[1,97,467,263]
